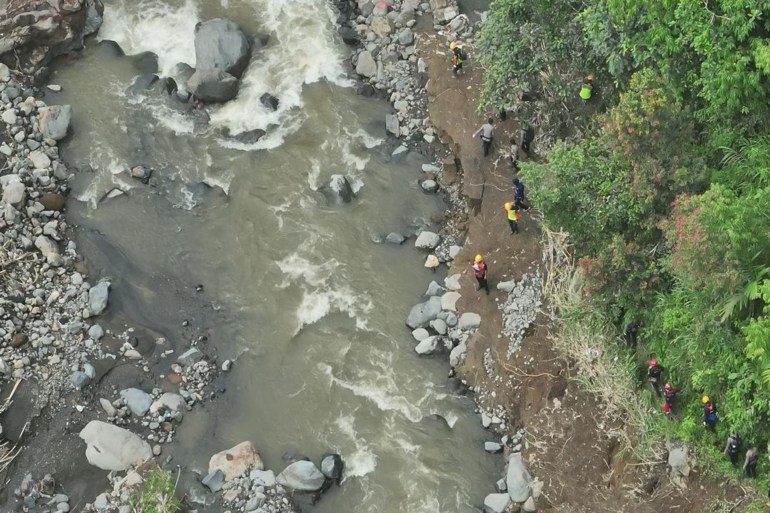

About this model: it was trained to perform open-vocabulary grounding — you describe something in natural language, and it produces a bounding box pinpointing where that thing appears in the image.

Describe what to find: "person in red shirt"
[472,254,489,295]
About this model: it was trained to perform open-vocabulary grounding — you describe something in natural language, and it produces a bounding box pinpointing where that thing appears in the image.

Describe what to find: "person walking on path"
[473,118,494,157]
[663,383,678,418]
[504,202,520,234]
[744,447,759,478]
[724,433,742,466]
[702,395,718,432]
[472,254,489,295]
[647,358,663,397]
[512,177,529,210]
[450,42,465,76]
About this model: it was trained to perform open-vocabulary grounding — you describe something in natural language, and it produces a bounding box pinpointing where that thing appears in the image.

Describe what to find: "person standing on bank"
[472,254,489,295]
[473,118,494,157]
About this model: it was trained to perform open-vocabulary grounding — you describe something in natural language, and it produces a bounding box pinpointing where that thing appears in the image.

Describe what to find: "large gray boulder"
[188,69,239,103]
[506,452,533,502]
[414,231,440,249]
[150,392,187,418]
[414,336,439,355]
[38,105,72,141]
[79,421,151,471]
[355,51,377,78]
[276,460,326,491]
[320,454,344,482]
[406,296,442,329]
[193,19,251,78]
[88,281,110,316]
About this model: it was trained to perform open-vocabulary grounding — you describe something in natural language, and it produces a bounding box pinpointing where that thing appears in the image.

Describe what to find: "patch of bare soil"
[419,28,752,513]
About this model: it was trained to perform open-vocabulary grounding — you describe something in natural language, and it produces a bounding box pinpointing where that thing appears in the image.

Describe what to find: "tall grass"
[130,468,182,513]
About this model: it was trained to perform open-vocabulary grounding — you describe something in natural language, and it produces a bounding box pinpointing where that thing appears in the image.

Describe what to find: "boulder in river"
[415,335,440,355]
[188,69,239,103]
[319,174,355,205]
[38,105,72,141]
[209,441,263,481]
[194,18,251,78]
[414,231,440,250]
[129,51,159,74]
[79,421,152,471]
[406,296,442,329]
[260,93,279,111]
[356,50,377,78]
[276,460,326,491]
[320,454,344,483]
[484,493,511,513]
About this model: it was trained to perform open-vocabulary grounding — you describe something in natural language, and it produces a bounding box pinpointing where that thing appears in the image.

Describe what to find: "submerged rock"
[260,93,279,111]
[188,69,239,103]
[319,174,355,205]
[406,296,442,329]
[320,454,344,483]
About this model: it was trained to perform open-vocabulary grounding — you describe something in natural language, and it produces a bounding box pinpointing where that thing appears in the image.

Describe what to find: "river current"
[48,0,497,511]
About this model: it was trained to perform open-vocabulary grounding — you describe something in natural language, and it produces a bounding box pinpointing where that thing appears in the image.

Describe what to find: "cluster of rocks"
[13,472,71,512]
[497,272,542,358]
[0,0,104,83]
[413,228,462,270]
[200,442,343,512]
[406,274,480,364]
[484,447,543,513]
[333,0,465,149]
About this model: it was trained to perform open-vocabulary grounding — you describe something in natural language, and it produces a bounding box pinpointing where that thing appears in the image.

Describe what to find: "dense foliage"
[479,0,770,471]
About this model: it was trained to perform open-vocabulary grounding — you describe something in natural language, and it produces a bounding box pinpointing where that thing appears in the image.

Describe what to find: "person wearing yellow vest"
[580,75,593,101]
[472,254,489,295]
[504,202,520,234]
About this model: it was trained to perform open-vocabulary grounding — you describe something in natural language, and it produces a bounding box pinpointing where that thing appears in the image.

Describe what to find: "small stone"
[201,470,225,492]
[222,359,232,371]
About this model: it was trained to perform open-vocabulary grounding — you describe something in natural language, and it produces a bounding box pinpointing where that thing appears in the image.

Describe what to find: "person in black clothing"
[520,126,534,154]
[744,447,759,478]
[647,358,663,397]
[625,319,640,349]
[702,396,718,432]
[512,178,529,210]
[724,434,742,466]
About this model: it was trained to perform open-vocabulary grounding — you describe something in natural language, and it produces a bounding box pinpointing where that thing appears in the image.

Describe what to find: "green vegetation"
[130,469,183,513]
[479,0,770,482]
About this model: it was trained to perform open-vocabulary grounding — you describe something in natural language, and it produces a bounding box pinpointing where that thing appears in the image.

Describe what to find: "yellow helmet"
[450,42,458,50]
[474,254,483,263]
[702,395,710,404]
[505,202,513,210]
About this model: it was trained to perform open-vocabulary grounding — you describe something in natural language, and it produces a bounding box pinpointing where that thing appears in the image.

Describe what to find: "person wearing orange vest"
[504,202,520,234]
[472,254,489,295]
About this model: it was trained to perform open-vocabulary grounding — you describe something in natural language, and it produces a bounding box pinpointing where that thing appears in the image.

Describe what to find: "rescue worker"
[472,254,489,295]
[702,396,718,432]
[625,319,641,349]
[647,358,663,397]
[520,125,534,154]
[580,75,593,101]
[724,433,742,466]
[744,447,759,478]
[663,383,678,418]
[510,138,519,171]
[512,177,529,210]
[450,42,464,76]
[504,202,520,234]
[473,118,495,157]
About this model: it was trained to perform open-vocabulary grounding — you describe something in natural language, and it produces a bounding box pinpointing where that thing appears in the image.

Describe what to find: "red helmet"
[664,383,672,391]
[650,358,657,367]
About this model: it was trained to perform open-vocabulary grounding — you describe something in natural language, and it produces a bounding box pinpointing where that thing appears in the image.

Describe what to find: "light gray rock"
[668,443,690,477]
[425,281,445,296]
[449,245,462,259]
[444,273,461,291]
[458,312,481,330]
[522,496,537,512]
[385,232,406,244]
[2,180,26,206]
[412,328,429,341]
[483,493,511,513]
[0,63,9,82]
[276,460,326,491]
[120,388,153,417]
[385,114,399,136]
[29,150,51,169]
[414,231,440,249]
[406,296,442,329]
[420,179,438,193]
[99,398,116,417]
[79,421,152,471]
[71,371,90,389]
[397,28,414,45]
[249,469,276,487]
[88,324,104,341]
[38,105,72,141]
[356,51,377,77]
[2,109,17,124]
[177,347,203,366]
[431,318,447,335]
[320,454,344,481]
[449,339,466,366]
[35,235,61,266]
[414,335,439,355]
[440,291,461,312]
[497,280,516,292]
[506,452,533,502]
[485,442,503,453]
[194,19,251,78]
[445,312,458,327]
[495,478,507,492]
[88,281,110,316]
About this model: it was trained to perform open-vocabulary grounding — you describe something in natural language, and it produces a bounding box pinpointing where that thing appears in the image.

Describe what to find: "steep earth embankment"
[418,23,752,513]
